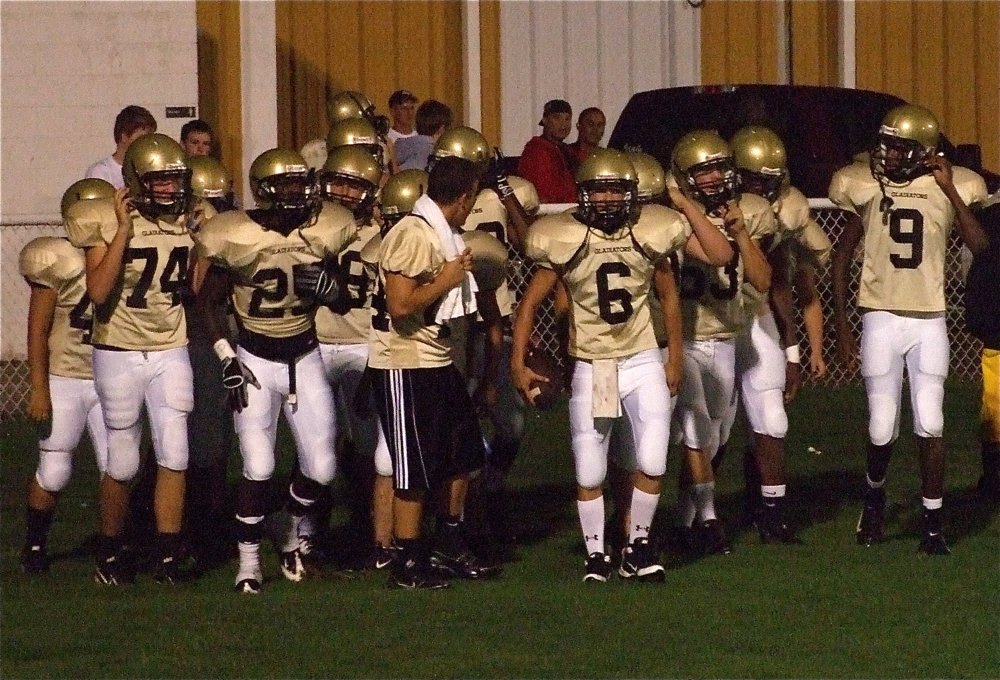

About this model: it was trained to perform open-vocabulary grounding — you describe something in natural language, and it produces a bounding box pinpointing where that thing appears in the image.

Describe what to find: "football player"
[512,149,733,582]
[65,133,214,585]
[830,104,988,555]
[715,125,833,543]
[668,130,774,556]
[19,179,115,574]
[310,145,394,568]
[194,148,357,593]
[429,126,539,555]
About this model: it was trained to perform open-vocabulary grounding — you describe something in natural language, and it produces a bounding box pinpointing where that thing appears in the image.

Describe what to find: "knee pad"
[868,394,899,446]
[105,428,141,482]
[239,437,276,482]
[35,450,73,493]
[154,412,189,472]
[914,383,945,438]
[749,390,788,439]
[573,441,608,490]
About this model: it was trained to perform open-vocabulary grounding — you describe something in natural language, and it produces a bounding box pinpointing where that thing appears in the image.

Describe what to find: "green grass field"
[1,381,997,679]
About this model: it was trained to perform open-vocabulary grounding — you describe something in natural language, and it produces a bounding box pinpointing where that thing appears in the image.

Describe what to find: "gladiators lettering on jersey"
[315,220,380,345]
[678,193,777,341]
[368,216,455,369]
[64,197,217,351]
[829,161,987,313]
[19,237,94,379]
[461,176,540,317]
[526,203,690,361]
[194,201,357,339]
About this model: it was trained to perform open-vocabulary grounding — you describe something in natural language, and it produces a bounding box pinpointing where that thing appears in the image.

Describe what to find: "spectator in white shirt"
[85,105,157,188]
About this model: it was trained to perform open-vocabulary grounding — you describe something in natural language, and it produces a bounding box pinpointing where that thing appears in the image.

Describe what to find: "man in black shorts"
[368,156,498,588]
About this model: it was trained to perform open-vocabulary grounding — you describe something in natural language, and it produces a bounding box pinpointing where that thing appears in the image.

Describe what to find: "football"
[524,348,565,410]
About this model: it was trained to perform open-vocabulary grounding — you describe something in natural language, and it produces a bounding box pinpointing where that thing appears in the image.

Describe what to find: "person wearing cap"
[387,89,419,144]
[516,99,577,203]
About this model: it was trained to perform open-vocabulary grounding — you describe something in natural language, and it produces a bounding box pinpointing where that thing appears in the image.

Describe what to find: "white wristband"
[213,338,237,362]
[784,345,801,364]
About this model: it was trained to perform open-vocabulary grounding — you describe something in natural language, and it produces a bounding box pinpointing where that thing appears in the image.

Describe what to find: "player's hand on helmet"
[438,248,473,290]
[113,186,134,232]
[719,201,747,236]
[783,360,802,404]
[293,259,343,307]
[925,153,954,190]
[221,355,260,412]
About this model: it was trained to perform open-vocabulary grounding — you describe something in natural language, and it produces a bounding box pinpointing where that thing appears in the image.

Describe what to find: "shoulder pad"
[525,211,587,267]
[510,175,540,214]
[194,210,262,269]
[828,162,878,214]
[300,202,358,256]
[739,193,778,240]
[359,231,382,268]
[633,204,690,258]
[379,216,437,278]
[64,196,117,248]
[952,166,988,207]
[775,186,811,236]
[19,237,84,288]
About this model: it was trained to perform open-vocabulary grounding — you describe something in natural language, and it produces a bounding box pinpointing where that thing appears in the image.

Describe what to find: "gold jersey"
[194,202,357,340]
[64,198,216,351]
[461,176,540,317]
[368,215,455,369]
[315,219,380,345]
[679,193,776,340]
[527,204,690,360]
[19,237,94,379]
[829,162,987,312]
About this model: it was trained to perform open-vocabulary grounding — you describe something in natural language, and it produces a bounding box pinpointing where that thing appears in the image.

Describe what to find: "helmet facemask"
[683,157,741,215]
[738,167,785,204]
[133,168,193,219]
[577,178,640,235]
[255,169,321,228]
[320,171,378,221]
[870,130,932,186]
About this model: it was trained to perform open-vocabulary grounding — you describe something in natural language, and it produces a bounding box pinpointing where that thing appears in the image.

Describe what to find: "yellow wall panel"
[701,0,780,85]
[276,1,465,151]
[479,1,502,148]
[790,1,839,86]
[196,0,243,200]
[975,2,1000,172]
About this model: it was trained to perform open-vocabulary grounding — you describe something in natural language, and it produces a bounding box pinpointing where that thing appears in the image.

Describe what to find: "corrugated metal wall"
[855,0,999,169]
[273,0,465,151]
[701,0,783,84]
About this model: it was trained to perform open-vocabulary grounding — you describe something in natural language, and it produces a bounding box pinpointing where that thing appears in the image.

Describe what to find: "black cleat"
[94,551,134,586]
[373,544,398,570]
[153,554,183,585]
[389,556,450,590]
[700,519,732,555]
[758,502,802,545]
[917,532,951,556]
[618,537,665,582]
[583,552,612,583]
[856,486,886,547]
[279,549,307,581]
[430,548,502,580]
[21,544,49,574]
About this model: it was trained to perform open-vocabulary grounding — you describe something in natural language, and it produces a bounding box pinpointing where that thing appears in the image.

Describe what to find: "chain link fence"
[0,205,983,416]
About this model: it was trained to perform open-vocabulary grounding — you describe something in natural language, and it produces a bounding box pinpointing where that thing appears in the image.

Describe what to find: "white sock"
[761,484,786,500]
[866,475,885,489]
[577,496,605,556]
[922,496,943,510]
[629,488,659,542]
[236,541,261,582]
[693,482,717,521]
[676,486,697,527]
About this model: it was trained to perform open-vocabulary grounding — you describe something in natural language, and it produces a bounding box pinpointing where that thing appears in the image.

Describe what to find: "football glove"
[293,259,342,307]
[485,149,514,200]
[221,356,260,412]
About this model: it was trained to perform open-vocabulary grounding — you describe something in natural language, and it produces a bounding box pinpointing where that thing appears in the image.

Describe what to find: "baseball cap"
[389,89,418,108]
[539,99,572,125]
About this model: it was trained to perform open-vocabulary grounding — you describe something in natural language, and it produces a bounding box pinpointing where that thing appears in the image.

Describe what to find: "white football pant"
[674,338,737,457]
[35,375,109,492]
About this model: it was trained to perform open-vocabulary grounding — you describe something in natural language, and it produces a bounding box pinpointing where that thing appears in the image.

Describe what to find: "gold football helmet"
[731,126,787,203]
[326,117,385,170]
[188,155,235,212]
[625,151,666,203]
[380,169,428,232]
[320,145,383,219]
[431,126,492,169]
[575,149,640,234]
[871,104,940,185]
[123,133,193,217]
[249,148,320,216]
[60,178,115,219]
[327,90,389,136]
[671,130,740,213]
[461,230,509,292]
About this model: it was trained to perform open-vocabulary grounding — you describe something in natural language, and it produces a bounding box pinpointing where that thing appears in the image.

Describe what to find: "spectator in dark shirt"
[516,99,577,203]
[568,107,606,163]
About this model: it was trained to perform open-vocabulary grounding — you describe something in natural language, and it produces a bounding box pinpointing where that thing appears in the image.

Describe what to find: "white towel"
[411,194,478,324]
